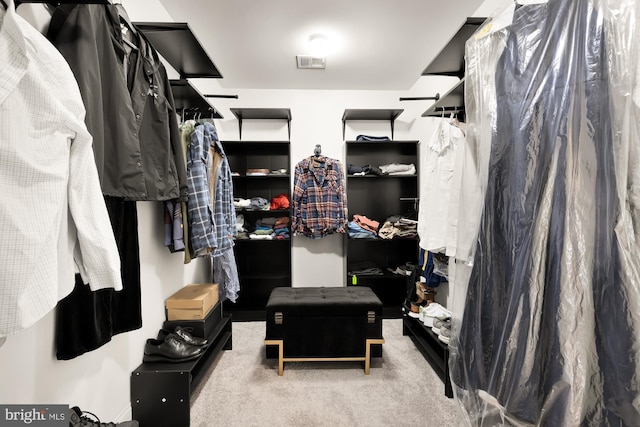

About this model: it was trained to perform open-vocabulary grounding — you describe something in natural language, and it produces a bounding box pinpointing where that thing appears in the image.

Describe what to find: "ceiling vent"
[296,55,326,69]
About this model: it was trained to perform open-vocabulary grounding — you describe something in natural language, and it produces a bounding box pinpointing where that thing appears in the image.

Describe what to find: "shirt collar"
[0,0,29,106]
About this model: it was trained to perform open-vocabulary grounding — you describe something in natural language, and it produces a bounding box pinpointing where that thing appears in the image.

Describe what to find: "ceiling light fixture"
[308,33,329,57]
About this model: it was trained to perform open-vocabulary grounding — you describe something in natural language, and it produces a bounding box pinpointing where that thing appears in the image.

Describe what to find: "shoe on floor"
[143,333,203,363]
[431,317,451,335]
[157,326,209,347]
[69,406,139,427]
[438,326,452,345]
[421,303,451,327]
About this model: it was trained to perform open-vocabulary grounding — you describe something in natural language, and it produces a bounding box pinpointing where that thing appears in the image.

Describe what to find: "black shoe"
[157,326,209,347]
[69,406,139,426]
[143,334,203,363]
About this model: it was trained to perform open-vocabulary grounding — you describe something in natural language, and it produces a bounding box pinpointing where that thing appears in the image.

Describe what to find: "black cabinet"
[222,139,291,321]
[344,111,419,318]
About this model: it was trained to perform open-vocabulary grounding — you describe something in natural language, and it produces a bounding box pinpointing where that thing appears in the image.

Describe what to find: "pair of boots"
[409,281,437,313]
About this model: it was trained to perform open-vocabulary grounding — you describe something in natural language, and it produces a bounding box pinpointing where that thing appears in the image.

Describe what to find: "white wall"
[0,0,501,421]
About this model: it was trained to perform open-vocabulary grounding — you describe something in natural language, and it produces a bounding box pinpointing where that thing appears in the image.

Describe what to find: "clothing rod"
[15,0,110,5]
[399,94,440,101]
[203,94,239,99]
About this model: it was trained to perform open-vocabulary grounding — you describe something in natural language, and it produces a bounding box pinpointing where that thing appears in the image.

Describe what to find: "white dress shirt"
[417,118,465,253]
[0,1,122,336]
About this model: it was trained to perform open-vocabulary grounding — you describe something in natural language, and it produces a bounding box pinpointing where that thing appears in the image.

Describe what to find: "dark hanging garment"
[46,3,188,202]
[450,1,640,425]
[55,198,141,360]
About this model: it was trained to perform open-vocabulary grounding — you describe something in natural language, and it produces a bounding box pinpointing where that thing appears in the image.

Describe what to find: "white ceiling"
[159,0,492,91]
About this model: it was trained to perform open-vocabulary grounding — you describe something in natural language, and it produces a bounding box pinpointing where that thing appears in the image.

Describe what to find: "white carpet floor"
[189,318,464,427]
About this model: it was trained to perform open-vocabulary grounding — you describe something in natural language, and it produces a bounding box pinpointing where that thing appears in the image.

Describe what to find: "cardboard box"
[166,283,219,321]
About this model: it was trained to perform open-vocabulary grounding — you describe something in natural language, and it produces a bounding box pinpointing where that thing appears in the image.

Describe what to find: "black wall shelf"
[342,109,404,140]
[132,22,223,120]
[422,78,465,117]
[170,79,223,119]
[420,17,486,118]
[230,108,292,140]
[421,17,486,78]
[132,22,222,79]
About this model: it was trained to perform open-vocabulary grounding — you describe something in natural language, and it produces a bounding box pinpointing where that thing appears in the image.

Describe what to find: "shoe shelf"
[402,309,453,398]
[130,314,232,427]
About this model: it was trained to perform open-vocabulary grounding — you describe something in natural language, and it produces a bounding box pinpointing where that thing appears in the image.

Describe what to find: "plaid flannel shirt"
[292,156,348,238]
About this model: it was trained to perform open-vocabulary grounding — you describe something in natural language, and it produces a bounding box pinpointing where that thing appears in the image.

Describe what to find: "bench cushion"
[266,286,383,317]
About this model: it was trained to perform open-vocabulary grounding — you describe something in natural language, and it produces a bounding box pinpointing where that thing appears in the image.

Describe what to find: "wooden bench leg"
[266,338,385,375]
[264,339,284,375]
[365,338,385,374]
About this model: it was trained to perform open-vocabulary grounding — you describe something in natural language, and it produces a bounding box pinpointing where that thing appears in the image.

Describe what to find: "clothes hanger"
[115,3,137,35]
[313,144,322,157]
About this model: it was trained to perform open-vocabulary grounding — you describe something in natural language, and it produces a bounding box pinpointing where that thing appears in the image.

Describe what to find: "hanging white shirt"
[417,118,464,253]
[0,1,122,336]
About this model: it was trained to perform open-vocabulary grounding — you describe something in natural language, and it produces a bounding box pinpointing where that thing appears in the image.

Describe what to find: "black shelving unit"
[402,311,452,398]
[341,108,404,140]
[130,313,232,426]
[345,131,419,318]
[222,137,292,321]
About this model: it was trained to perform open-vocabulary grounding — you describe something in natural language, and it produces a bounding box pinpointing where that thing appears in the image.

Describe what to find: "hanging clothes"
[46,3,188,202]
[184,121,239,301]
[450,1,640,426]
[292,155,348,238]
[0,1,122,336]
[417,117,465,253]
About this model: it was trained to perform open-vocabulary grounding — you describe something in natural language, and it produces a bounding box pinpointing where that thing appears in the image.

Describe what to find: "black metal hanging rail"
[422,79,465,117]
[399,94,440,101]
[14,0,109,6]
[204,94,239,99]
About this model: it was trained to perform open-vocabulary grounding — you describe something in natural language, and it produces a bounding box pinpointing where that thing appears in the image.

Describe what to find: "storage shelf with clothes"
[344,131,419,318]
[221,139,292,321]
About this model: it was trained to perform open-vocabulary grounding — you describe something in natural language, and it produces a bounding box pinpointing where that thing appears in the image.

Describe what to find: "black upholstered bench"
[264,286,384,375]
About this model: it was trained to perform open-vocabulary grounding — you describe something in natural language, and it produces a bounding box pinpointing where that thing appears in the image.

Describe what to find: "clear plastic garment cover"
[448,0,640,426]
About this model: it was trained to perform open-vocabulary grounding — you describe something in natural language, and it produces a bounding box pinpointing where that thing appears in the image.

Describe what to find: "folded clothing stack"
[378,215,417,239]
